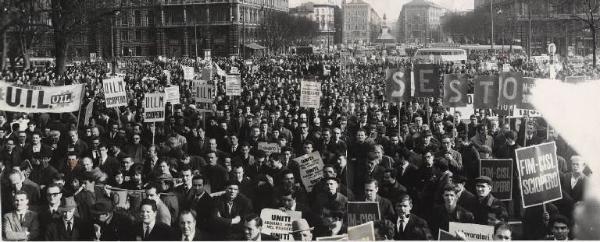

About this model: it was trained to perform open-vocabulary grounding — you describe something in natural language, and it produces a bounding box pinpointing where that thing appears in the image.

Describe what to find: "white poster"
[300,80,321,109]
[144,93,165,122]
[448,222,494,241]
[164,86,180,104]
[226,75,242,96]
[182,65,195,80]
[103,77,128,108]
[260,208,302,241]
[0,82,85,113]
[294,152,325,193]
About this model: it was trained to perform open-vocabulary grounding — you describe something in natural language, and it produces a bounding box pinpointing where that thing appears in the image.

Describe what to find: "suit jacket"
[429,205,474,233]
[44,217,94,241]
[98,155,120,179]
[560,172,586,202]
[457,189,477,210]
[211,194,253,240]
[135,222,174,241]
[2,210,40,241]
[469,194,505,224]
[0,149,22,169]
[96,212,135,241]
[37,206,62,237]
[393,214,433,240]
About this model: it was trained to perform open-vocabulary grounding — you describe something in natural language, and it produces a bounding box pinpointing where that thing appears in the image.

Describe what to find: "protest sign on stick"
[480,159,513,200]
[515,142,562,208]
[294,152,324,193]
[300,80,321,109]
[347,202,380,226]
[259,208,302,241]
[144,93,165,122]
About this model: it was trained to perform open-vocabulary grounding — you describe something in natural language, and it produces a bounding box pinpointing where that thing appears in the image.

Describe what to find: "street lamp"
[111,9,120,75]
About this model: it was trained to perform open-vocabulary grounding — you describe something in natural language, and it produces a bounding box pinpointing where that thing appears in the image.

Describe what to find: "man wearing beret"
[470,176,506,225]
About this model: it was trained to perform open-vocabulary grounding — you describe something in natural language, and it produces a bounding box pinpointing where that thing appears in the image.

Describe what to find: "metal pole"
[195,24,198,58]
[528,0,532,61]
[491,0,494,51]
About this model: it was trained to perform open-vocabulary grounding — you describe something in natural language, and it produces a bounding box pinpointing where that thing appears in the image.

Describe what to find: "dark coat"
[96,212,135,241]
[211,194,253,240]
[429,205,475,233]
[393,214,433,240]
[560,172,586,202]
[44,217,95,241]
[135,222,174,241]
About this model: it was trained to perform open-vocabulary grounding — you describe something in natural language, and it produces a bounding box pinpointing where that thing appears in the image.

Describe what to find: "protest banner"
[226,75,242,96]
[498,72,523,107]
[143,93,165,122]
[348,221,375,241]
[454,94,475,120]
[164,86,180,104]
[449,222,494,240]
[260,208,302,241]
[300,80,321,109]
[257,142,281,156]
[508,106,543,118]
[443,74,469,107]
[515,142,562,208]
[480,159,513,200]
[182,65,195,80]
[385,68,410,102]
[347,202,380,226]
[564,76,589,84]
[414,64,441,97]
[474,75,499,109]
[294,152,324,192]
[316,234,347,241]
[190,80,215,111]
[0,82,85,113]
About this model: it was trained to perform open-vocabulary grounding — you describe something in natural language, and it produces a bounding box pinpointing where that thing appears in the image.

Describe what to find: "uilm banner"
[515,142,562,208]
[480,159,513,200]
[103,77,127,108]
[191,80,214,112]
[144,93,165,122]
[0,82,85,113]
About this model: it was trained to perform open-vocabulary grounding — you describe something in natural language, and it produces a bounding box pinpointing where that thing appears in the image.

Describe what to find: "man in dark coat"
[90,200,135,241]
[429,185,475,233]
[135,199,174,241]
[211,181,253,240]
[469,176,506,225]
[362,179,395,222]
[44,196,95,240]
[242,214,279,241]
[393,194,433,240]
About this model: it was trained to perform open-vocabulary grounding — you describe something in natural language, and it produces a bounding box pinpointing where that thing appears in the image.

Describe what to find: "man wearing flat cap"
[470,176,506,225]
[291,218,314,241]
[45,196,94,240]
[90,200,135,241]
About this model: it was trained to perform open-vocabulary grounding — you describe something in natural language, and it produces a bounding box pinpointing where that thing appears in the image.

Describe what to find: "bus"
[412,48,468,63]
[460,44,525,55]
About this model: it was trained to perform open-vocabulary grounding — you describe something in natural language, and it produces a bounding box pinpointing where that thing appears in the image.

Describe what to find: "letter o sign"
[502,77,518,100]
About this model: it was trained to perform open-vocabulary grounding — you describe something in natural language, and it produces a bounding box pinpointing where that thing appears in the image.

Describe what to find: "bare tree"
[554,0,600,67]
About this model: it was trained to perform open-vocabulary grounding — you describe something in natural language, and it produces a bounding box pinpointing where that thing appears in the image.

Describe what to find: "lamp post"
[490,0,494,51]
[111,10,120,75]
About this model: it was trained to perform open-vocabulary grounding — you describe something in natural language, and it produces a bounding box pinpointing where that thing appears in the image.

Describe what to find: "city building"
[374,14,396,44]
[342,0,382,45]
[397,0,446,44]
[290,1,342,47]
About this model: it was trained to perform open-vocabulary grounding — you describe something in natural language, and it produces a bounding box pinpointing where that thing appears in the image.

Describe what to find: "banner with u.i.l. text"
[0,82,85,113]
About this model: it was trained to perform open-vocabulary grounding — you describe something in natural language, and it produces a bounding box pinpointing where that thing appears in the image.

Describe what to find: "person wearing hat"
[74,171,110,222]
[452,174,477,210]
[44,196,94,240]
[291,218,314,241]
[90,200,135,241]
[470,176,506,225]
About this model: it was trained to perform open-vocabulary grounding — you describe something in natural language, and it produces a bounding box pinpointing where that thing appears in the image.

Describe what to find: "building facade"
[342,0,382,45]
[290,1,342,47]
[397,0,446,44]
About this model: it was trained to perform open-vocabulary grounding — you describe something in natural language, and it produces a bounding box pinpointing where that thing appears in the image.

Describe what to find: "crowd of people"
[0,51,592,241]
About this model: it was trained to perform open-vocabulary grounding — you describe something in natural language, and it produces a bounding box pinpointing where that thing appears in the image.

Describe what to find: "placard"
[0,82,85,113]
[347,202,380,226]
[182,65,195,80]
[448,222,494,241]
[260,208,302,241]
[480,159,513,200]
[300,81,321,109]
[474,75,499,109]
[191,80,215,104]
[414,64,441,97]
[258,142,281,156]
[294,152,324,193]
[385,68,410,102]
[348,221,375,241]
[443,74,469,107]
[164,86,180,104]
[515,142,562,208]
[226,75,242,96]
[144,93,165,122]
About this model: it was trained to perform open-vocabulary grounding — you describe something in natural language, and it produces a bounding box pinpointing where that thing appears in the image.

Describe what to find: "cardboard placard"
[515,142,562,208]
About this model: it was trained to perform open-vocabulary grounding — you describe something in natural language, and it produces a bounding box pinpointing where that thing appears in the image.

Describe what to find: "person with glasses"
[38,183,63,236]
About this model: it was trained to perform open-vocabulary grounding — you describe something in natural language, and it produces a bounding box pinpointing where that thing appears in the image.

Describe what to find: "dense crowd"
[0,52,591,241]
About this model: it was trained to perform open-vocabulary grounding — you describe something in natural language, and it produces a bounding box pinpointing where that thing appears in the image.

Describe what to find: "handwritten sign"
[294,152,325,193]
[300,81,321,109]
[260,208,302,241]
[258,142,281,156]
[226,75,242,96]
[449,222,494,241]
[164,86,180,104]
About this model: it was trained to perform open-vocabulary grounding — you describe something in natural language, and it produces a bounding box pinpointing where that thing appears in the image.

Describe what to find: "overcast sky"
[290,0,474,23]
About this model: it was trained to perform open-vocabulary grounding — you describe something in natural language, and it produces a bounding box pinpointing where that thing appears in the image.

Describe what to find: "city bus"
[460,44,525,55]
[412,48,468,63]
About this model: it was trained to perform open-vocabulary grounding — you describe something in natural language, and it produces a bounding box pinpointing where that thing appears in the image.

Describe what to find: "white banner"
[257,142,281,156]
[348,221,375,241]
[0,82,85,113]
[144,93,165,122]
[182,65,195,80]
[260,208,302,241]
[294,152,324,193]
[300,81,321,109]
[226,75,242,96]
[103,77,128,108]
[191,80,215,104]
[164,86,180,104]
[448,222,494,241]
